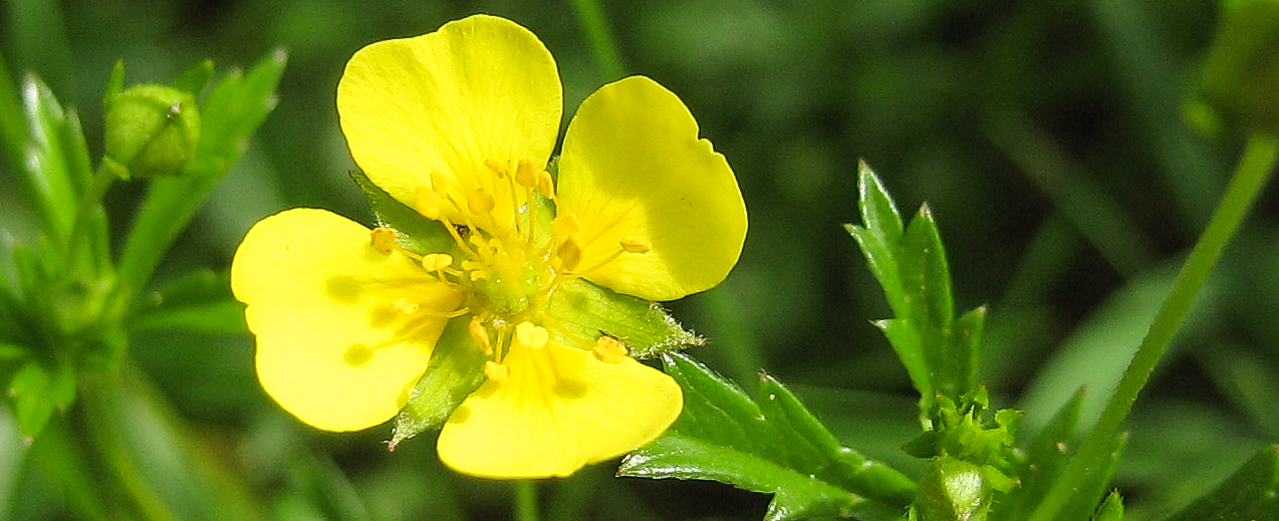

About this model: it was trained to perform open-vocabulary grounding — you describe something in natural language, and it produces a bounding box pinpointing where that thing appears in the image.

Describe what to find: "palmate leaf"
[620,352,916,521]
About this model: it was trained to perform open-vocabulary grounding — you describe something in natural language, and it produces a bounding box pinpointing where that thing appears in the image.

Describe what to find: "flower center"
[372,158,654,377]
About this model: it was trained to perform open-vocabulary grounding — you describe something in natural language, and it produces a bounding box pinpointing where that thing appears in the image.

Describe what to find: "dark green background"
[3,0,1273,519]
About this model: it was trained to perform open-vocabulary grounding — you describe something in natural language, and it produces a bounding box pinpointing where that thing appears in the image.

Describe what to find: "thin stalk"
[514,480,540,521]
[569,0,626,81]
[1026,133,1279,521]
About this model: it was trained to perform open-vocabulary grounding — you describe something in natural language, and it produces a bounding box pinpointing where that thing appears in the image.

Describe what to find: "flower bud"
[104,84,201,178]
[1194,0,1279,134]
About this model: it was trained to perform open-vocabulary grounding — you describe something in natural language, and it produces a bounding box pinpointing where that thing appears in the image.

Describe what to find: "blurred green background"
[2,0,1276,519]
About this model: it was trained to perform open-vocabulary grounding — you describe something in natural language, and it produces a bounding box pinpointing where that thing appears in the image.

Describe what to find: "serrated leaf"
[619,352,914,521]
[546,279,702,360]
[1161,444,1279,521]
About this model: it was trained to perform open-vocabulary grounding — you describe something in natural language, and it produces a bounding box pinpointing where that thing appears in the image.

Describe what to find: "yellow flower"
[230,14,747,479]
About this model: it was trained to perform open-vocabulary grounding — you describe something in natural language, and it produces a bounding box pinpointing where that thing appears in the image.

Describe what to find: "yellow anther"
[556,237,583,272]
[370,227,397,255]
[467,188,496,215]
[483,361,510,381]
[514,322,549,350]
[484,159,508,178]
[392,298,420,315]
[620,238,652,254]
[430,171,450,193]
[469,316,493,355]
[515,159,539,188]
[536,170,556,200]
[593,335,629,364]
[421,253,454,272]
[415,186,444,221]
[552,214,580,242]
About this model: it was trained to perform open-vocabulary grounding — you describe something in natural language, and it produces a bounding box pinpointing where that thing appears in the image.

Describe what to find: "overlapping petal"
[231,209,464,431]
[435,342,683,478]
[557,76,748,301]
[337,14,562,231]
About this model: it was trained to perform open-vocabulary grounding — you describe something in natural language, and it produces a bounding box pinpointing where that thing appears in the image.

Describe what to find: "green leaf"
[1162,444,1279,521]
[116,49,287,300]
[1092,492,1124,521]
[128,269,245,334]
[546,278,702,360]
[990,390,1085,521]
[619,352,915,521]
[14,75,83,242]
[171,59,215,96]
[7,358,75,439]
[846,162,981,417]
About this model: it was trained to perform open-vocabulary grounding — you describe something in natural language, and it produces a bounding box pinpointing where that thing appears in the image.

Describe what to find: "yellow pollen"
[392,298,420,315]
[536,170,556,200]
[421,253,454,272]
[515,159,539,188]
[483,360,510,381]
[468,189,496,215]
[469,316,493,355]
[552,214,580,242]
[370,227,397,255]
[620,238,652,254]
[556,237,583,272]
[593,335,629,364]
[484,159,508,178]
[514,322,549,350]
[414,186,445,221]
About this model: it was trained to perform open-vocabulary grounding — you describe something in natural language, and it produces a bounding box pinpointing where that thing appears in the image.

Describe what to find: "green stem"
[1026,133,1279,521]
[514,480,540,521]
[64,163,117,273]
[569,0,626,81]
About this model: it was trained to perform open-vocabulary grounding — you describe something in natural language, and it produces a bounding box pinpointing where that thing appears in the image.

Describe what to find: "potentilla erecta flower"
[231,14,747,479]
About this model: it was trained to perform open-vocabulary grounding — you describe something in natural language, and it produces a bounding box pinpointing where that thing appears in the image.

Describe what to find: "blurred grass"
[2,0,1275,520]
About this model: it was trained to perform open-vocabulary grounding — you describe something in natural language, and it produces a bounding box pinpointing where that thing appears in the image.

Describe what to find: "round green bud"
[104,84,201,178]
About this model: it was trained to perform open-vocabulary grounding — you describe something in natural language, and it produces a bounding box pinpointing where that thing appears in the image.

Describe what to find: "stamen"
[514,321,549,350]
[484,159,508,178]
[536,170,555,200]
[430,171,450,193]
[515,159,539,188]
[468,189,496,215]
[552,214,580,243]
[483,360,510,381]
[370,227,397,255]
[468,316,493,355]
[593,335,629,364]
[556,237,583,272]
[421,253,454,272]
[414,187,445,221]
[620,238,652,254]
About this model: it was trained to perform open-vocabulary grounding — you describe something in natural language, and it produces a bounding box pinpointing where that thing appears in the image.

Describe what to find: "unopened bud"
[105,85,201,178]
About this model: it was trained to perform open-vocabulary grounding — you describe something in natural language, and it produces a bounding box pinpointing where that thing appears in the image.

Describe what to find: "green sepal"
[1091,492,1124,521]
[545,278,702,360]
[171,59,215,97]
[349,169,458,258]
[620,352,915,521]
[902,388,1021,474]
[388,317,485,450]
[1162,444,1279,521]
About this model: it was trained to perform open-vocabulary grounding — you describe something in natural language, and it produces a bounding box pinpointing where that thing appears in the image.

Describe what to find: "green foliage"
[1162,445,1279,521]
[845,162,983,422]
[620,352,916,521]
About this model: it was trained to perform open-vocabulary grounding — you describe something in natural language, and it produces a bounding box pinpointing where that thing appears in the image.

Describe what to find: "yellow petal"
[230,208,464,431]
[435,342,682,478]
[336,15,561,230]
[557,76,747,301]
